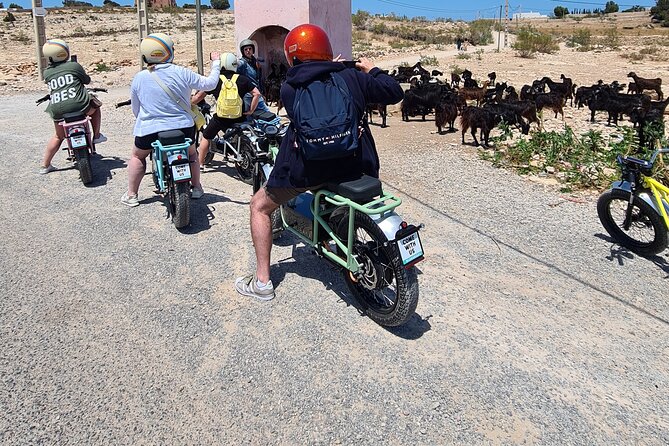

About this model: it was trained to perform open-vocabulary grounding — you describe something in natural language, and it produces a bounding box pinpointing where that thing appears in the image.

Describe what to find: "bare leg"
[198,138,210,166]
[188,144,202,190]
[127,146,150,196]
[42,121,65,167]
[249,187,280,283]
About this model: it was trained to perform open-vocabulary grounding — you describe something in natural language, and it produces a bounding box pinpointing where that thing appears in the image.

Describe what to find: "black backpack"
[292,72,360,161]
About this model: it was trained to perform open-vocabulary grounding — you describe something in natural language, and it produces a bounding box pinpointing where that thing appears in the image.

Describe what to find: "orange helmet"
[283,24,333,67]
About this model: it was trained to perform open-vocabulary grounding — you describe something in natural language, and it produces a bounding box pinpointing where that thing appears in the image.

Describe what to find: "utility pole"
[504,0,509,47]
[195,0,203,74]
[498,5,502,51]
[137,0,150,69]
[32,0,47,80]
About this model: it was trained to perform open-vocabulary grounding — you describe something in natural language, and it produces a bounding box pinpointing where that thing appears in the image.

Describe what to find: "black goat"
[541,76,574,106]
[451,72,461,88]
[628,72,663,100]
[435,100,458,134]
[535,93,566,126]
[366,103,388,128]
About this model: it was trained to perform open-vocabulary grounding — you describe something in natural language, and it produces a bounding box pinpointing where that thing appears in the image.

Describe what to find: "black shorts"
[201,114,245,140]
[134,126,196,150]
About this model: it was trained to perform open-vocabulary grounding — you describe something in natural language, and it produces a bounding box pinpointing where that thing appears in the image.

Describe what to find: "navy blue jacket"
[266,61,404,189]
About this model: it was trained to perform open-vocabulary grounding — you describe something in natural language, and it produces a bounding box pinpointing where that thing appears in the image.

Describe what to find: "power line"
[374,0,499,14]
[549,0,653,6]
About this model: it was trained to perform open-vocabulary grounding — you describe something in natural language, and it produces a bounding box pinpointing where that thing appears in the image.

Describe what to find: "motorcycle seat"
[157,130,186,146]
[326,175,382,203]
[62,112,87,123]
[253,110,278,122]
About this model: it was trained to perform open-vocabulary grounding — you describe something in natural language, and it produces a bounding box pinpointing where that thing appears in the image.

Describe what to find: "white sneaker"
[39,165,57,174]
[121,193,139,207]
[191,187,204,199]
[93,133,108,144]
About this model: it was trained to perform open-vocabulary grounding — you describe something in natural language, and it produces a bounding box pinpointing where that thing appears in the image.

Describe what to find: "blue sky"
[11,0,656,21]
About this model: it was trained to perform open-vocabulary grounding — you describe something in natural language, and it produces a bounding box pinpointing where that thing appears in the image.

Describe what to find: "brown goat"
[535,93,566,128]
[458,81,490,106]
[628,72,663,100]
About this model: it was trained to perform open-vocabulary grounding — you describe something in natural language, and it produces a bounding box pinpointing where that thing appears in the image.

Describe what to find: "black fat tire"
[335,210,419,327]
[597,188,667,256]
[203,150,215,165]
[234,137,255,184]
[170,181,191,229]
[74,149,92,185]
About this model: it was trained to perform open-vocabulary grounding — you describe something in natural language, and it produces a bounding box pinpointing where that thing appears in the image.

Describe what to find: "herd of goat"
[262,61,667,149]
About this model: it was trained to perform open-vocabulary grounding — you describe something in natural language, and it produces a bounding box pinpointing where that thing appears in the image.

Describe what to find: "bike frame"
[280,189,403,273]
[641,175,669,228]
[213,126,250,162]
[151,138,193,192]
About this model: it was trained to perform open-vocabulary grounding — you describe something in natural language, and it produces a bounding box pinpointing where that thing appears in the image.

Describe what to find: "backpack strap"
[231,74,239,83]
[149,69,198,121]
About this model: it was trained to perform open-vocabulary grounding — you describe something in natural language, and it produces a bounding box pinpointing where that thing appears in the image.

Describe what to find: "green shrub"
[419,54,438,66]
[468,19,493,45]
[449,64,464,75]
[13,29,29,43]
[600,27,620,49]
[512,25,559,58]
[567,29,591,49]
[481,125,643,189]
[352,10,370,28]
[95,62,111,72]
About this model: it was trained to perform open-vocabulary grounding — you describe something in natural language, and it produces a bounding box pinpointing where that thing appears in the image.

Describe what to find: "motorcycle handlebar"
[36,87,106,106]
[116,99,131,108]
[36,94,50,105]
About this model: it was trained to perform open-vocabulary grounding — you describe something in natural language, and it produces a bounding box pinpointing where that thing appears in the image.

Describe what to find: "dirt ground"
[1,8,669,444]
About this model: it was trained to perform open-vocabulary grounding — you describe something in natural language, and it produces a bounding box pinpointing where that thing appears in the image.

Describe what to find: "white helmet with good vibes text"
[43,39,70,63]
[140,33,175,64]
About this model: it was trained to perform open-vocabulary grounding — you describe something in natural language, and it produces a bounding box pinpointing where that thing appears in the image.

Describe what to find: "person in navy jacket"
[235,23,404,301]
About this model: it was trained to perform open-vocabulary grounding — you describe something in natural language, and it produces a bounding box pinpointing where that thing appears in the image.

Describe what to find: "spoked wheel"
[169,181,191,229]
[597,189,668,256]
[74,149,93,185]
[335,210,419,327]
[234,136,255,184]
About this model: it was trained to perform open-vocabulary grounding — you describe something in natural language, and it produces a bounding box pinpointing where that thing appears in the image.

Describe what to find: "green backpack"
[216,74,243,119]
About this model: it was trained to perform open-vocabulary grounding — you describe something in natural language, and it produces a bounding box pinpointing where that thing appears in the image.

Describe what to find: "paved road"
[1,89,667,444]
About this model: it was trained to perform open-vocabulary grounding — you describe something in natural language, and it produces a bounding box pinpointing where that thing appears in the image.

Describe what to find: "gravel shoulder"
[1,86,668,444]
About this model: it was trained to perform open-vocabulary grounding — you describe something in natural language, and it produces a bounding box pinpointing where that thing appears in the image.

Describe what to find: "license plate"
[397,231,424,266]
[70,135,87,148]
[171,163,191,181]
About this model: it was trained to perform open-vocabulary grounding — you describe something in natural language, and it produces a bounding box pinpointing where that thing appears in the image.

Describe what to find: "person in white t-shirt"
[121,33,221,207]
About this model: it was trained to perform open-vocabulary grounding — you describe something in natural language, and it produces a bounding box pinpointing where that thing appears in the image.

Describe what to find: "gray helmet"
[239,39,255,53]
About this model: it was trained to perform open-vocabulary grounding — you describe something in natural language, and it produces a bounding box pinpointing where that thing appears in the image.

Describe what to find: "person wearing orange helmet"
[235,23,404,301]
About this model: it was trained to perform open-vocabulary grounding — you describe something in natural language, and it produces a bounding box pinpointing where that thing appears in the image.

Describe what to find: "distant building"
[512,12,548,20]
[135,0,176,8]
